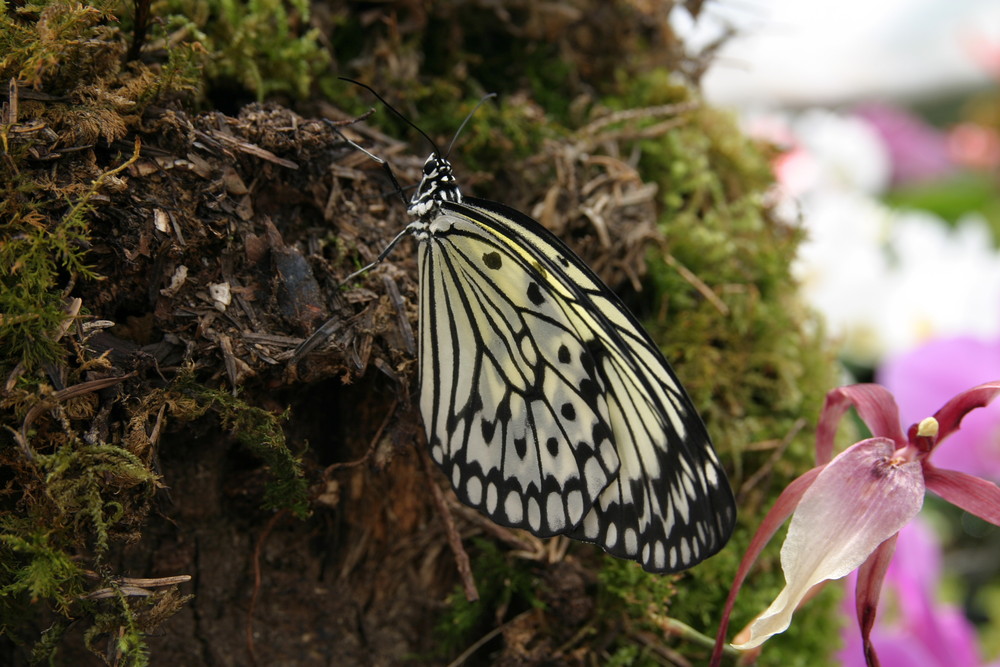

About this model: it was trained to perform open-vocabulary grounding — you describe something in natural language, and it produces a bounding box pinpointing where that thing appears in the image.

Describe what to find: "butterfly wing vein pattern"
[414,187,735,573]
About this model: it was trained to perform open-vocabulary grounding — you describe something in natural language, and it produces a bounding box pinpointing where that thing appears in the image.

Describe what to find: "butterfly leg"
[328,122,407,207]
[338,225,415,285]
[326,121,423,285]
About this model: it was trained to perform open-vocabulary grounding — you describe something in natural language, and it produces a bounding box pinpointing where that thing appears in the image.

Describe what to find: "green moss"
[1,1,201,102]
[433,539,542,658]
[0,141,141,370]
[451,92,555,168]
[0,376,306,661]
[0,469,157,665]
[597,559,678,628]
[333,78,553,172]
[39,441,158,554]
[1,5,310,651]
[157,0,330,102]
[178,377,310,518]
[0,208,92,370]
[0,2,118,90]
[0,0,200,373]
[0,524,86,614]
[84,592,150,667]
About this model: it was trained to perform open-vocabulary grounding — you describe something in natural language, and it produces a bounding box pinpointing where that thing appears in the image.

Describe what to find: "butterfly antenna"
[339,77,442,156]
[327,122,408,207]
[445,92,497,158]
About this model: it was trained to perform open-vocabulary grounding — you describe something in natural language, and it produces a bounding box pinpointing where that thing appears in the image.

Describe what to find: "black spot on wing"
[546,437,559,457]
[579,378,599,402]
[557,344,571,364]
[514,436,527,459]
[526,281,544,306]
[482,418,497,442]
[628,477,646,515]
[483,251,502,270]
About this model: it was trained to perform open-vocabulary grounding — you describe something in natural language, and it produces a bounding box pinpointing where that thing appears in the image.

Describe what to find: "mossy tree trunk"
[1,2,842,665]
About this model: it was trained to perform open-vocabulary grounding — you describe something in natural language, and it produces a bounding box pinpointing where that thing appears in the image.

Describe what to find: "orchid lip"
[729,437,925,651]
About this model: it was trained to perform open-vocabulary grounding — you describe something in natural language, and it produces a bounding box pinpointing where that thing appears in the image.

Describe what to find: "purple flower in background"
[856,103,954,186]
[711,382,1000,667]
[839,518,999,667]
[880,336,1000,480]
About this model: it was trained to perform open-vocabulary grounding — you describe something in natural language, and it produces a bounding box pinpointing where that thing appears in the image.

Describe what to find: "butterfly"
[336,82,736,573]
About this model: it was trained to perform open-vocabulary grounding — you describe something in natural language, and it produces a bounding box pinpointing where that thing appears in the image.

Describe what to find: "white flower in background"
[791,191,893,362]
[751,108,1000,365]
[786,110,892,196]
[746,109,890,200]
[880,212,1000,355]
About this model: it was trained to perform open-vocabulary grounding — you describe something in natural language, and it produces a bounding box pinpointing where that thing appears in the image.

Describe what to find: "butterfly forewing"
[417,196,735,572]
[419,209,622,536]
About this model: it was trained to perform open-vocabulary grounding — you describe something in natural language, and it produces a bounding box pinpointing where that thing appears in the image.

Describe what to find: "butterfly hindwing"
[569,343,736,571]
[418,197,735,572]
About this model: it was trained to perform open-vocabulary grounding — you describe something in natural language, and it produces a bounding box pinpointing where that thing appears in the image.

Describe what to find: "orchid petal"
[733,438,924,650]
[855,534,898,667]
[878,338,1000,478]
[816,385,907,465]
[924,465,1000,526]
[932,380,1000,444]
[710,466,825,666]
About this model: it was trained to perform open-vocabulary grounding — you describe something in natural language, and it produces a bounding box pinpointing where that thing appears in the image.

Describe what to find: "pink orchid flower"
[840,519,1000,667]
[711,381,1000,667]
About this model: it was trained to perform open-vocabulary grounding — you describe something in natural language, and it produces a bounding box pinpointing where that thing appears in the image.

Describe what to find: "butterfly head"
[408,153,463,218]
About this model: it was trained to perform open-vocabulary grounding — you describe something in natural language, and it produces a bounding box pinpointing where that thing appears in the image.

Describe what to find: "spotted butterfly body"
[395,152,736,573]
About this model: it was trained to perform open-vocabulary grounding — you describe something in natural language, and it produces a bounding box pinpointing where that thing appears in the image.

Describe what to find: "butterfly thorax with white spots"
[408,154,463,219]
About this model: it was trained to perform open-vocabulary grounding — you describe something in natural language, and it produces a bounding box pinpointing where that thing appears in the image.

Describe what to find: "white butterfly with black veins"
[339,83,736,573]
